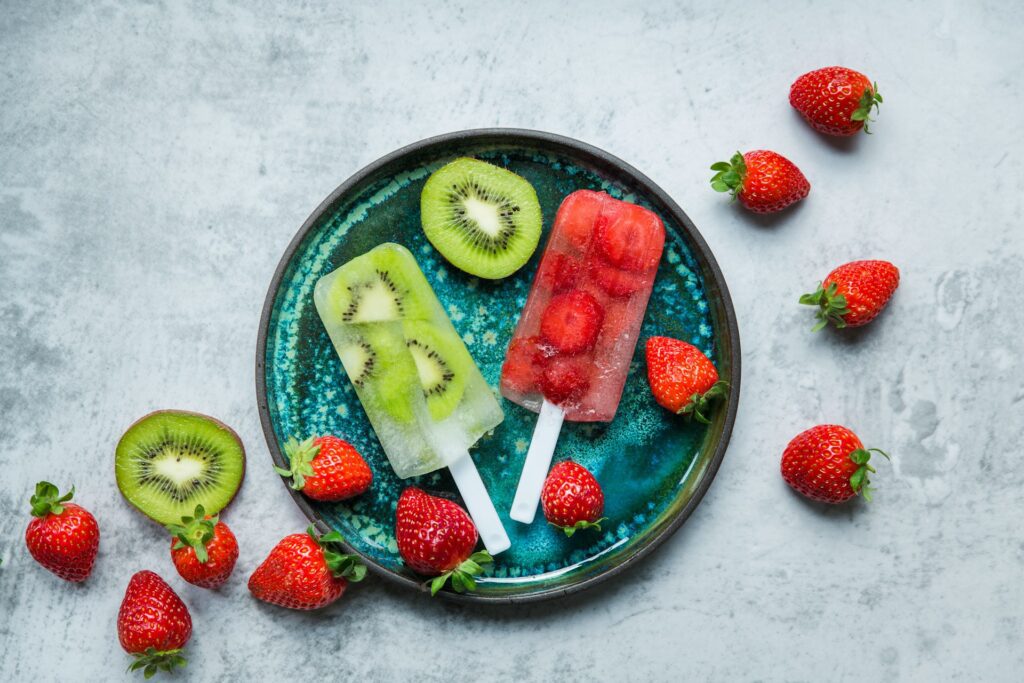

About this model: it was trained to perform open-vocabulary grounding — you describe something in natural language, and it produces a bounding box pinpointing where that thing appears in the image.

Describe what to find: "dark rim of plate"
[255,128,741,605]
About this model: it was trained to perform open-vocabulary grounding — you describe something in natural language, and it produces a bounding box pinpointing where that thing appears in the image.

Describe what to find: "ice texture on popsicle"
[500,191,665,422]
[314,243,504,479]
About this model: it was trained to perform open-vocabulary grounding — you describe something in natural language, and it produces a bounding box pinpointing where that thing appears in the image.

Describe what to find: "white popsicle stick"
[447,451,511,555]
[509,399,566,524]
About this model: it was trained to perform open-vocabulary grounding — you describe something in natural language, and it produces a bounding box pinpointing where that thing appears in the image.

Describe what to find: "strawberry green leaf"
[278,436,321,491]
[429,572,451,596]
[29,481,74,517]
[709,151,747,198]
[127,648,187,679]
[852,82,883,133]
[799,282,850,331]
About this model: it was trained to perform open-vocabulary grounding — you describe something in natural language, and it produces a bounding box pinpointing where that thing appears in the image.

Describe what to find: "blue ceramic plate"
[256,129,739,603]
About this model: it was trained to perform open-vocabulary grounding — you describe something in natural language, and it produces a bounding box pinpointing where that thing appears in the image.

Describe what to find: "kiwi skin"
[114,409,246,526]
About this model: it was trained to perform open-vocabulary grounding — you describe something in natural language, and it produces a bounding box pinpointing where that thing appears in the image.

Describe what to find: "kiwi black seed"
[421,157,542,279]
[115,410,245,525]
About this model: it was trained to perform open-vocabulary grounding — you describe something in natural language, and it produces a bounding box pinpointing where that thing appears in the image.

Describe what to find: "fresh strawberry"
[536,252,581,293]
[710,150,810,214]
[117,570,191,678]
[248,527,366,610]
[540,290,604,354]
[541,461,605,536]
[539,358,591,404]
[591,262,644,297]
[595,203,665,272]
[781,425,890,503]
[799,260,900,330]
[275,435,373,502]
[645,337,728,423]
[166,505,238,590]
[25,482,99,582]
[395,487,492,596]
[501,336,547,394]
[558,190,606,252]
[790,66,882,136]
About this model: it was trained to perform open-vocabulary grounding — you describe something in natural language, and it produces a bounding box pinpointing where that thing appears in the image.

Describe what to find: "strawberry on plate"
[25,481,99,582]
[541,461,605,536]
[790,66,882,136]
[645,336,729,423]
[395,487,492,596]
[248,527,366,610]
[799,260,900,330]
[275,435,373,502]
[540,290,604,355]
[781,424,890,503]
[710,150,810,214]
[166,505,238,590]
[118,570,191,678]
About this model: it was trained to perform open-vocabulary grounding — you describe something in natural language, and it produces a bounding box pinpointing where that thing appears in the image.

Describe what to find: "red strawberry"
[248,527,366,610]
[799,260,900,330]
[395,487,492,596]
[117,570,191,678]
[710,150,810,214]
[539,357,591,404]
[501,336,547,394]
[790,66,882,136]
[536,252,581,293]
[591,262,644,297]
[781,425,890,503]
[166,505,238,589]
[25,482,99,582]
[595,203,665,272]
[645,337,728,423]
[541,461,605,536]
[558,190,606,252]
[540,290,604,355]
[275,435,373,502]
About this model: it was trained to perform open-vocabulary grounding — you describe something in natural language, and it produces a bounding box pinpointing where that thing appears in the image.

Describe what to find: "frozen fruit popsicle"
[314,243,510,555]
[501,191,665,524]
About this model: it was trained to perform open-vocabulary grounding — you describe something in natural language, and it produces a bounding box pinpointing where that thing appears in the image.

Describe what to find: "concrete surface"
[2,1,1022,680]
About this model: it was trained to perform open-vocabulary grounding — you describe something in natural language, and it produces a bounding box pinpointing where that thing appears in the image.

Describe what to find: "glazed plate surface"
[256,129,739,603]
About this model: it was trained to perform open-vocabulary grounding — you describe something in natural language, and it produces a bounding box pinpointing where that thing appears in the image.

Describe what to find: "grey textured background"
[2,1,1022,681]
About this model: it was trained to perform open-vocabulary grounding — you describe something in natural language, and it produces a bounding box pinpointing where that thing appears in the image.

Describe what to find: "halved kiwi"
[115,410,245,525]
[337,327,418,423]
[402,320,470,421]
[326,248,429,324]
[421,157,542,279]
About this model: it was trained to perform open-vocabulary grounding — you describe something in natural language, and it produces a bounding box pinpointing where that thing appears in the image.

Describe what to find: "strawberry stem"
[425,551,493,596]
[851,82,883,133]
[849,447,890,501]
[709,152,747,198]
[29,481,74,517]
[127,647,187,679]
[274,436,321,491]
[552,517,607,538]
[677,381,730,424]
[799,281,851,331]
[166,505,217,564]
[307,526,367,582]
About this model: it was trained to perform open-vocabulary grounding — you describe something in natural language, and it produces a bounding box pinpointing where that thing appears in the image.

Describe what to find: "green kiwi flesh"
[402,320,470,421]
[338,326,418,423]
[115,410,245,525]
[326,248,429,323]
[421,157,542,279]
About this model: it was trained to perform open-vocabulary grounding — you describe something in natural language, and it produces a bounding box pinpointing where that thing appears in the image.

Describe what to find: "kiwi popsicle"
[500,191,665,524]
[314,242,510,555]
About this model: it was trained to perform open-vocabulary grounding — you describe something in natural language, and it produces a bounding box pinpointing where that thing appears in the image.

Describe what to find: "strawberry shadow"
[782,479,866,518]
[790,110,863,154]
[734,197,807,229]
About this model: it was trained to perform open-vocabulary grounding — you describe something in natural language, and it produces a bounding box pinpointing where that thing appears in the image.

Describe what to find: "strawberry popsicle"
[501,190,665,523]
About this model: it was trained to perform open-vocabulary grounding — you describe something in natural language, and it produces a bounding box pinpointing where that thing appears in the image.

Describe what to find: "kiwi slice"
[338,326,418,423]
[326,248,429,324]
[115,410,245,525]
[402,320,470,421]
[421,157,542,279]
